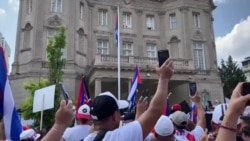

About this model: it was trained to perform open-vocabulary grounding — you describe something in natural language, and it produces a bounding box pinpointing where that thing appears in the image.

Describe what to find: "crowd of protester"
[1,58,250,141]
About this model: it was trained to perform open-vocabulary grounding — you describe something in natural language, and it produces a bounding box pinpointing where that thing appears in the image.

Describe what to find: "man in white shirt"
[84,59,174,141]
[61,104,92,141]
[170,94,206,141]
[145,115,175,141]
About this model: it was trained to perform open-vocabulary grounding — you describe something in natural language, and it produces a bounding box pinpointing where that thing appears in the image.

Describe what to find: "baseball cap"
[171,104,182,111]
[155,115,174,136]
[170,111,188,126]
[212,104,228,124]
[20,129,40,140]
[90,91,129,121]
[76,104,91,120]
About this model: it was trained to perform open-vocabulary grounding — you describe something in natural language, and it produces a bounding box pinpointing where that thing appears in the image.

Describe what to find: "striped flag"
[0,46,22,141]
[76,77,90,110]
[127,66,142,111]
[162,99,170,116]
[191,102,197,124]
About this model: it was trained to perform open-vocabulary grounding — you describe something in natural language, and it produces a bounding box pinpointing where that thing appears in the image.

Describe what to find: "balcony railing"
[93,54,195,70]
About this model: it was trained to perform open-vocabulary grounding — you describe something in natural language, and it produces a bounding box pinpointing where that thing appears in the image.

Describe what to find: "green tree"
[20,26,67,129]
[219,55,246,98]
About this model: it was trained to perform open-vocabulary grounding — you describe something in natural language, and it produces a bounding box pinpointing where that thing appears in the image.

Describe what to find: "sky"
[0,0,250,72]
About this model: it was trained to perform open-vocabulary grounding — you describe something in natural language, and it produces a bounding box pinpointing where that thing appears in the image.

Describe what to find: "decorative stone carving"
[86,0,94,7]
[22,23,33,31]
[135,9,143,15]
[168,36,180,44]
[77,28,85,36]
[158,11,166,16]
[203,9,210,15]
[47,15,62,27]
[179,6,189,12]
[123,0,135,5]
[193,30,204,40]
[111,6,117,12]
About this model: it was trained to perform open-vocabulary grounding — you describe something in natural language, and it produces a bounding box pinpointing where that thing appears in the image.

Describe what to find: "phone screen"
[189,82,197,96]
[157,50,169,67]
[59,83,69,103]
[242,83,250,96]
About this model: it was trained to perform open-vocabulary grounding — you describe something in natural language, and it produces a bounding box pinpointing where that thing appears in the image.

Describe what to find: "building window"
[193,12,200,28]
[169,13,177,30]
[46,29,67,59]
[193,41,205,70]
[51,0,62,13]
[98,9,108,26]
[123,12,132,28]
[169,37,179,58]
[122,42,133,56]
[146,43,157,58]
[146,15,155,30]
[97,39,109,54]
[80,2,84,20]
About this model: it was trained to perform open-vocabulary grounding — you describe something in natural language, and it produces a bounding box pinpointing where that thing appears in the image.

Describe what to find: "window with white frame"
[80,2,84,19]
[193,12,200,28]
[123,12,132,28]
[51,0,62,13]
[193,41,205,70]
[46,29,67,59]
[98,9,108,26]
[97,39,109,54]
[146,15,155,30]
[122,42,133,56]
[146,43,157,58]
[169,13,177,30]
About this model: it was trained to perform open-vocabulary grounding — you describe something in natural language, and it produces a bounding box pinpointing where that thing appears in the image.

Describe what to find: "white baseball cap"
[20,129,40,140]
[212,104,228,124]
[154,115,174,136]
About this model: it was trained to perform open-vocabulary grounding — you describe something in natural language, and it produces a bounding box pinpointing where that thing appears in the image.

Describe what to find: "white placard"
[32,85,56,113]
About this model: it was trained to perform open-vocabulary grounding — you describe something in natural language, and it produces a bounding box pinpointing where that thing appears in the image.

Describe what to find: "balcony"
[92,54,195,71]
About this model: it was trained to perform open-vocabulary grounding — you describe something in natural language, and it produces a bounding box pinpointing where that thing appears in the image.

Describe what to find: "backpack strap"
[93,131,108,141]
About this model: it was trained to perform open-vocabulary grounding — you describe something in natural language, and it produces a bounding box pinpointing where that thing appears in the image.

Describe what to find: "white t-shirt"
[84,121,143,141]
[62,125,91,141]
[174,126,204,141]
[144,133,153,141]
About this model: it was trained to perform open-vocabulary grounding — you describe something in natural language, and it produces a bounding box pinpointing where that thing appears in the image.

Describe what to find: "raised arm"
[41,100,73,141]
[191,93,206,130]
[137,58,174,139]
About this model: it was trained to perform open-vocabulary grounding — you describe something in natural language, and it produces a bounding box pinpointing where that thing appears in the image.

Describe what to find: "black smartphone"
[189,82,197,97]
[242,83,250,96]
[59,82,69,103]
[157,49,169,67]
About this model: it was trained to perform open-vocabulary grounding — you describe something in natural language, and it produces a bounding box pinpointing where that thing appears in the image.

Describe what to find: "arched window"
[168,36,180,58]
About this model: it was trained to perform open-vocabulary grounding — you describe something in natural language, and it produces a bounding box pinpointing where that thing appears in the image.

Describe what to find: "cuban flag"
[76,77,90,110]
[0,46,22,141]
[115,14,119,48]
[127,66,142,111]
[191,102,197,124]
[162,99,170,116]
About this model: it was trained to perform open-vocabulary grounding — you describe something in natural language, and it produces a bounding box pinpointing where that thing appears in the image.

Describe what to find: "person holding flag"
[0,46,22,140]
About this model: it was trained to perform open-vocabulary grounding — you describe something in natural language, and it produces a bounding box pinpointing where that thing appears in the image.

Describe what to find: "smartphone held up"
[242,82,250,105]
[189,82,197,97]
[157,49,169,67]
[59,82,70,104]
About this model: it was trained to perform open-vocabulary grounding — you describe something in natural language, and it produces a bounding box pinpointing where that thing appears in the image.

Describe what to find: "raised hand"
[156,58,174,80]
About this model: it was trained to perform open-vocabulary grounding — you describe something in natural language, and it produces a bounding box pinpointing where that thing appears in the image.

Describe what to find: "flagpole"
[117,3,121,100]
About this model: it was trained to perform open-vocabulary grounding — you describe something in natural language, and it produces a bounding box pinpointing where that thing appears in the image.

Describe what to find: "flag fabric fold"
[0,46,22,141]
[115,14,119,48]
[162,98,170,116]
[127,66,142,111]
[191,102,197,124]
[76,77,90,110]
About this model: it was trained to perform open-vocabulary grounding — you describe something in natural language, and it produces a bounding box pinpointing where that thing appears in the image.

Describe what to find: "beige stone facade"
[242,57,250,82]
[10,0,224,108]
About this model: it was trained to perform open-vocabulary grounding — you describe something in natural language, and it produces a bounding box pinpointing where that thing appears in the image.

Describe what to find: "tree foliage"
[20,26,67,129]
[219,55,246,98]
